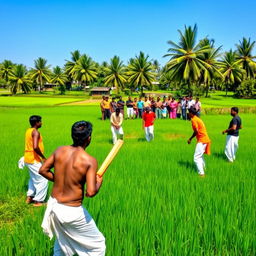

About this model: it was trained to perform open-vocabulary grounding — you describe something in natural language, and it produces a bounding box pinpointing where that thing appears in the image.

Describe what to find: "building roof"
[90,87,111,92]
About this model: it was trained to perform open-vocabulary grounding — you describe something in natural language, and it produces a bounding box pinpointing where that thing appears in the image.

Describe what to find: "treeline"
[0,24,255,98]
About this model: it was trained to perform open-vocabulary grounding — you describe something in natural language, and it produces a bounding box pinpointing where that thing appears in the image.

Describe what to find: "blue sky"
[0,0,255,68]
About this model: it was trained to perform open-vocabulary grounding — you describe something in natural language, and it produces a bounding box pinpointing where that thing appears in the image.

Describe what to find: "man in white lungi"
[39,121,105,256]
[24,115,48,206]
[126,96,134,119]
[110,108,124,144]
[222,107,242,162]
[142,107,156,142]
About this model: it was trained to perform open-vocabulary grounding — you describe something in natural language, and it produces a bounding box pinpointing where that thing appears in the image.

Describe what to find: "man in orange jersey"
[187,108,211,177]
[24,115,48,206]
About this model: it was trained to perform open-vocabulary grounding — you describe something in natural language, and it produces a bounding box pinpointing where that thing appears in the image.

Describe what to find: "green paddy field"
[0,95,255,255]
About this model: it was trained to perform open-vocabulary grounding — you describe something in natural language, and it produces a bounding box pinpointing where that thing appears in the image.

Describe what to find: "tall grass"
[0,106,255,255]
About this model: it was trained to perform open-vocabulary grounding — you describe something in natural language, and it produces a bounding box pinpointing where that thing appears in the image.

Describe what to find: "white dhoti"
[194,143,207,175]
[42,197,106,256]
[127,108,133,118]
[25,162,48,202]
[225,135,239,162]
[144,125,154,142]
[111,126,124,145]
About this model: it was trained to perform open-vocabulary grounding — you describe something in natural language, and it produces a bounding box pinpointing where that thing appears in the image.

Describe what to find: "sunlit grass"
[0,106,255,255]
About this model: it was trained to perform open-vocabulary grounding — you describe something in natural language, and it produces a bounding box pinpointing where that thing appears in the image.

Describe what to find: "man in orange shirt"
[187,108,211,176]
[24,115,48,206]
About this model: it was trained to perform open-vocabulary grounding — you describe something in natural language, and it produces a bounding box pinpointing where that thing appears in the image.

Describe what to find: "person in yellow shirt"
[187,108,211,177]
[24,115,48,206]
[102,96,111,120]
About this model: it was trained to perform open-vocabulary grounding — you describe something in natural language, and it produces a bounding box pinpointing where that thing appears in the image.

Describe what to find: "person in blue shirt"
[137,97,144,118]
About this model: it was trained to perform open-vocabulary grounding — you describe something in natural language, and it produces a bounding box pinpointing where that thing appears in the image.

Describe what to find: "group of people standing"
[100,95,202,120]
[18,105,242,255]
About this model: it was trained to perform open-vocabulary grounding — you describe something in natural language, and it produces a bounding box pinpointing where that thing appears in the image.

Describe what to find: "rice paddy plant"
[0,106,255,255]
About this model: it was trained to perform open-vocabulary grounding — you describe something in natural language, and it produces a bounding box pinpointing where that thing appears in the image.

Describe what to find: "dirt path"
[60,99,101,105]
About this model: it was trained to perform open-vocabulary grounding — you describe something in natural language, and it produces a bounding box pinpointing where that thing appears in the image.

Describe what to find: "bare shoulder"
[54,145,70,154]
[32,128,40,136]
[82,151,98,168]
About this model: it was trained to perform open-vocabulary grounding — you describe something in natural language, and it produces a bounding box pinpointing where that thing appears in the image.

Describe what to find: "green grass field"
[0,103,255,255]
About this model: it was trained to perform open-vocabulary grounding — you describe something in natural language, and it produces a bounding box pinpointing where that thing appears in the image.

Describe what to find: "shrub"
[235,79,256,98]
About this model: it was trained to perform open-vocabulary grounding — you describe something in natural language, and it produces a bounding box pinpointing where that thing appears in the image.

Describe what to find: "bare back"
[51,146,96,206]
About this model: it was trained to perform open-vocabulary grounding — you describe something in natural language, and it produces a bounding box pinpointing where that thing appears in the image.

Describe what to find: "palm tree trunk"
[39,76,42,93]
[205,83,209,97]
[116,83,119,95]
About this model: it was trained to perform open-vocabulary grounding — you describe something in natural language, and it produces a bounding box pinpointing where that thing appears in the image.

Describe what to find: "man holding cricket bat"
[110,108,124,144]
[39,121,106,256]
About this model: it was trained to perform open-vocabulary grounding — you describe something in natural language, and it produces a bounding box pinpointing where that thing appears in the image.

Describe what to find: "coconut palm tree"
[126,51,155,93]
[30,57,51,92]
[51,66,68,86]
[198,38,223,97]
[219,50,245,96]
[51,66,68,94]
[64,50,81,75]
[71,54,98,88]
[0,60,13,83]
[104,56,127,94]
[235,37,256,79]
[164,24,211,91]
[9,64,31,94]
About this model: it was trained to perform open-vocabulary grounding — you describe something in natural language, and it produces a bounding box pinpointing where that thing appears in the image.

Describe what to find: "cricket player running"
[39,121,105,256]
[222,107,242,162]
[187,108,211,176]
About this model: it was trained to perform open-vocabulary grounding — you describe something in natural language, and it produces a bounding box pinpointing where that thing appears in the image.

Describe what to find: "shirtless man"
[39,121,105,256]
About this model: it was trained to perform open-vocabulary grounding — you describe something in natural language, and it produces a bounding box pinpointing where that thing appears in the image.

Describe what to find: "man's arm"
[222,124,237,134]
[32,129,46,161]
[222,119,238,134]
[188,130,197,144]
[118,114,123,127]
[85,158,103,198]
[39,153,55,181]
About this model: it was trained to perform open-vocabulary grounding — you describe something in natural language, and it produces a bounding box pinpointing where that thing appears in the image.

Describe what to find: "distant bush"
[123,88,131,95]
[235,79,256,98]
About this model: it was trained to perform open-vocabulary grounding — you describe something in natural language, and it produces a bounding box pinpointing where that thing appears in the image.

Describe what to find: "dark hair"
[71,121,92,147]
[188,107,197,115]
[29,115,42,126]
[231,107,239,113]
[116,108,120,113]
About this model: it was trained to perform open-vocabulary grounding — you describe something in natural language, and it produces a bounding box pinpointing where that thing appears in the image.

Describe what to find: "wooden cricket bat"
[97,139,124,177]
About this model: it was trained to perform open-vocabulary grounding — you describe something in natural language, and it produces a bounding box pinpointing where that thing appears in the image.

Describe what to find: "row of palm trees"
[0,24,255,96]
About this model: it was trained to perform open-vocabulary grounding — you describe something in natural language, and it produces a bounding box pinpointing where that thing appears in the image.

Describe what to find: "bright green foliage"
[0,105,255,255]
[8,64,31,94]
[51,66,68,94]
[219,50,245,96]
[104,56,127,94]
[235,79,256,98]
[64,50,81,77]
[126,52,156,92]
[29,57,52,92]
[164,25,211,86]
[0,60,13,82]
[236,38,256,79]
[198,38,223,97]
[71,55,98,88]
